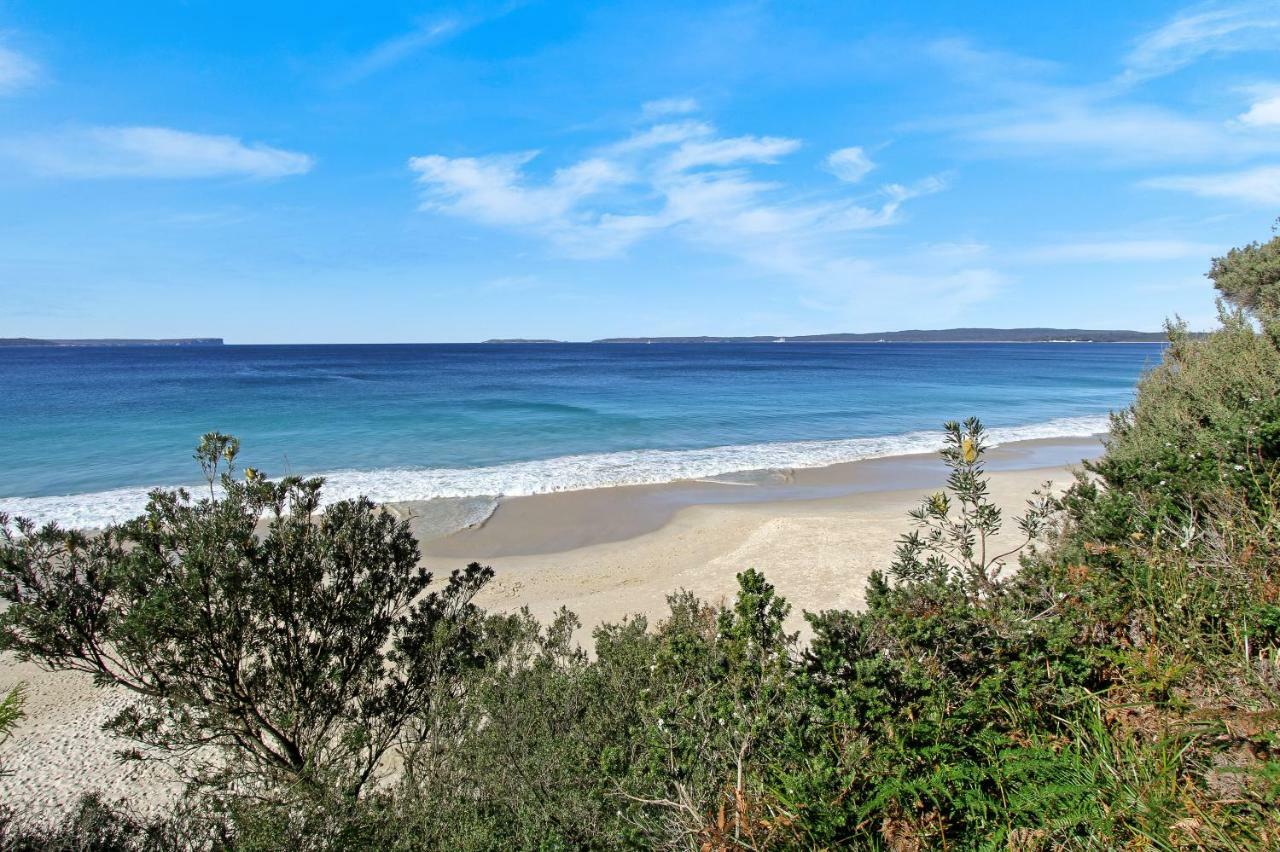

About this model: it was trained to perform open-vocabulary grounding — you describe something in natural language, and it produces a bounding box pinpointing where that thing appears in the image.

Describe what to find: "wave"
[0,414,1110,531]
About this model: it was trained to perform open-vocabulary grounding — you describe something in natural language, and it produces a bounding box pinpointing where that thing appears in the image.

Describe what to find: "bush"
[0,433,498,801]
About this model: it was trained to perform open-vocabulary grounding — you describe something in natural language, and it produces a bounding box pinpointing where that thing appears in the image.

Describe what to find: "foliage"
[1208,219,1280,324]
[889,416,1059,599]
[0,432,497,800]
[0,683,24,780]
[0,684,23,746]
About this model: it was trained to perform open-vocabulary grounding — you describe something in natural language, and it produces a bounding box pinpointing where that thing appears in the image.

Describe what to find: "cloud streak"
[1143,165,1280,205]
[346,18,462,81]
[344,3,527,82]
[5,126,314,179]
[1123,1,1280,82]
[1018,239,1222,263]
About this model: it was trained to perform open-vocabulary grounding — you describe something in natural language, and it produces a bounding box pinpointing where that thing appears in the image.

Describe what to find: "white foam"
[0,415,1109,530]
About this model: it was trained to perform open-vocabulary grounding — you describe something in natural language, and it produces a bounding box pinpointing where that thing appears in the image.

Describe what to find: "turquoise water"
[0,343,1161,528]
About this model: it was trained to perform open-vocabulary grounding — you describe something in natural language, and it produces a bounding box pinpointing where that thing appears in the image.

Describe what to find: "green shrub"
[0,433,498,802]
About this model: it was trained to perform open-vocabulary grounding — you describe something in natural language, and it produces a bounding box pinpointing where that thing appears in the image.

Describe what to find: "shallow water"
[0,342,1161,528]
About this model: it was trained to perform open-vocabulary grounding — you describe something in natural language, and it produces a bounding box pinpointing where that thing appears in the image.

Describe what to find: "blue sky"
[1,1,1278,343]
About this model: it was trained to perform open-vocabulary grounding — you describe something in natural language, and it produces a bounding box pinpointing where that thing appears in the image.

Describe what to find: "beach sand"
[0,434,1100,825]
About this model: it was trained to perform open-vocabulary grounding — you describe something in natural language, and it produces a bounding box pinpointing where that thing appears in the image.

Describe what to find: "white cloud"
[410,117,946,262]
[408,150,633,253]
[1239,92,1280,127]
[1124,2,1280,82]
[0,43,37,94]
[406,116,985,329]
[642,97,699,118]
[1143,165,1280,205]
[404,109,957,312]
[666,134,800,171]
[825,146,875,183]
[6,126,314,179]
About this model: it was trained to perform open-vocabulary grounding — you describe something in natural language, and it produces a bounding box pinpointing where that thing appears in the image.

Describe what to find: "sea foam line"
[0,414,1110,531]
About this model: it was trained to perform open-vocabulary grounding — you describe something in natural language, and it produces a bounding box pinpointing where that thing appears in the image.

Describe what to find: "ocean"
[0,342,1162,530]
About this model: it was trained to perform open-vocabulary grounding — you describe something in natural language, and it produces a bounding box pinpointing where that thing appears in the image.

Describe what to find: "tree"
[0,433,495,799]
[889,417,1058,600]
[1208,220,1280,324]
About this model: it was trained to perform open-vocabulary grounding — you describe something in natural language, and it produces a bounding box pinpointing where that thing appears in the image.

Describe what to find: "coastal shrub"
[1086,227,1280,535]
[0,794,180,852]
[0,432,499,802]
[889,417,1059,600]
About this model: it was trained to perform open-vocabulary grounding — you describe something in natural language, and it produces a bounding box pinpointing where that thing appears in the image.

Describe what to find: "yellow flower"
[961,437,978,464]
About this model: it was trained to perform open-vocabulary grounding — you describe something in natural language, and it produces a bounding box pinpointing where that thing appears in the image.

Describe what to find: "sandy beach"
[0,434,1100,824]
[416,435,1099,637]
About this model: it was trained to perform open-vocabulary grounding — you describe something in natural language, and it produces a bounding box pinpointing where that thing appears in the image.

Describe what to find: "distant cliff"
[0,338,224,347]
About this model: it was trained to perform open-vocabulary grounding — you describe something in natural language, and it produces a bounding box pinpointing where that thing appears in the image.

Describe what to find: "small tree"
[0,433,494,799]
[890,418,1058,600]
[1208,219,1280,325]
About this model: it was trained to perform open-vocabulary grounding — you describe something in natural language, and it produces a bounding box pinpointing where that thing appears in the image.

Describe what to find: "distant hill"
[482,338,566,344]
[593,328,1175,344]
[0,338,224,347]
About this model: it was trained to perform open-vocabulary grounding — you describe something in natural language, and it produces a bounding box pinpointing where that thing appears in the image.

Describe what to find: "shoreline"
[0,422,1107,533]
[0,433,1101,825]
[410,433,1103,641]
[412,433,1103,558]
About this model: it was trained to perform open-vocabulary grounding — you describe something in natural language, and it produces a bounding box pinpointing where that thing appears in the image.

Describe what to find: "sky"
[1,1,1279,343]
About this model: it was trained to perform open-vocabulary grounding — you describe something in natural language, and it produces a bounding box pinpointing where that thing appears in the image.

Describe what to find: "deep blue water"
[0,343,1162,527]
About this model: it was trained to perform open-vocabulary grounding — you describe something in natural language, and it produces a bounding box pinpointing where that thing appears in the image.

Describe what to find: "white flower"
[1234,464,1245,471]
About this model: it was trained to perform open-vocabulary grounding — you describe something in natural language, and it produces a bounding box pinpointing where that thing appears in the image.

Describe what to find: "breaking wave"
[0,414,1109,531]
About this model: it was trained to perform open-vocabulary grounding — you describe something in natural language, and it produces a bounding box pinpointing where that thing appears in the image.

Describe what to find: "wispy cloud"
[1143,165,1280,205]
[344,3,525,82]
[407,110,982,323]
[825,146,875,183]
[1122,1,1280,82]
[924,36,1270,165]
[346,18,463,81]
[0,42,38,94]
[408,114,946,262]
[642,97,699,118]
[1018,239,1221,263]
[5,126,314,179]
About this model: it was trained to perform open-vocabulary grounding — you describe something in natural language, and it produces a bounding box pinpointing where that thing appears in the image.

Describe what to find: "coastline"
[0,433,1101,824]
[412,434,1099,638]
[0,422,1109,533]
[413,433,1102,558]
